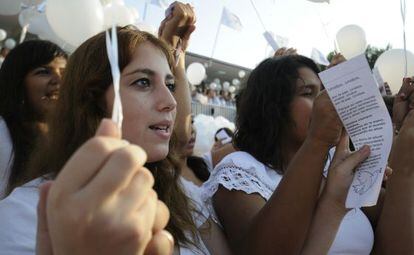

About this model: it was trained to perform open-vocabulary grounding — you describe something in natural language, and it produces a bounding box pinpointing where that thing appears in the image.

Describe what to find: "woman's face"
[24,56,67,120]
[288,67,322,146]
[106,42,177,162]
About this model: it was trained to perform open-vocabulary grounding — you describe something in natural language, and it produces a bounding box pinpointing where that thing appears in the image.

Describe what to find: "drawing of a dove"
[352,170,381,195]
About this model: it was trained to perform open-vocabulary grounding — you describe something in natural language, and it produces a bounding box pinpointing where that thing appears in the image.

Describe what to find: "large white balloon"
[0,29,7,41]
[103,0,134,28]
[0,0,22,15]
[238,70,246,78]
[336,24,367,59]
[46,0,104,46]
[186,62,206,85]
[193,114,235,156]
[19,8,41,27]
[375,49,414,94]
[135,22,157,35]
[4,38,16,49]
[27,12,48,35]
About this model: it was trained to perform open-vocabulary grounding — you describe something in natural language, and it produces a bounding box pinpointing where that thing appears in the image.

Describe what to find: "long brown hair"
[26,27,199,247]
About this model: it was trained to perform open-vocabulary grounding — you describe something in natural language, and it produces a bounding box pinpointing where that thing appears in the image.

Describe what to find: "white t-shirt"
[0,116,13,199]
[0,177,211,255]
[202,151,374,255]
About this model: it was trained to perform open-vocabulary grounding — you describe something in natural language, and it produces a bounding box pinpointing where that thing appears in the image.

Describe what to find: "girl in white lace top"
[202,54,403,254]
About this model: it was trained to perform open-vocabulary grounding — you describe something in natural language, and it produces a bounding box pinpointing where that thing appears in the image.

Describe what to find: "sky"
[128,0,413,69]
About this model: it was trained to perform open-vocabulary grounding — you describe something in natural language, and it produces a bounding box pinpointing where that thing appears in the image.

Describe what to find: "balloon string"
[248,0,267,31]
[400,0,407,77]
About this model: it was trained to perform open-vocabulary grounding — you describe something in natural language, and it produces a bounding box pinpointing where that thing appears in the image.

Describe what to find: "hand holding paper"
[319,55,393,208]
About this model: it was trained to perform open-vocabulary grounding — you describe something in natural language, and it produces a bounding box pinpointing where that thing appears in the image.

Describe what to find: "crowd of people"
[192,87,236,108]
[0,2,413,255]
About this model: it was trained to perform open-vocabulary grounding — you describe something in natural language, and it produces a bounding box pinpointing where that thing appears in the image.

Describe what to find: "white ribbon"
[105,24,123,129]
[400,0,407,77]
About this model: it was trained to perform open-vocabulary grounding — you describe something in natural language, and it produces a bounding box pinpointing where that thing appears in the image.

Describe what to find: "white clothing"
[0,178,42,255]
[179,177,211,255]
[202,151,374,255]
[0,117,13,199]
[0,177,211,255]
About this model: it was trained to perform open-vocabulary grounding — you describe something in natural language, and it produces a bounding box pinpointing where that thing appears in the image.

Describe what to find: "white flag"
[263,31,279,51]
[311,48,330,66]
[221,7,243,31]
[150,0,169,8]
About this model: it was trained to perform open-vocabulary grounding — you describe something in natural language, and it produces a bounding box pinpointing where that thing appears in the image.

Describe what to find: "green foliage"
[326,44,392,69]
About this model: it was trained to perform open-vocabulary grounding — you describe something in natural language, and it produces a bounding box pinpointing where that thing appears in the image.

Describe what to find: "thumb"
[95,118,121,139]
[36,181,54,255]
[339,145,371,174]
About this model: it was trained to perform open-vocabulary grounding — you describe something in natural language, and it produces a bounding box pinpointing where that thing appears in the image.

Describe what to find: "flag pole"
[209,9,223,66]
[143,2,148,21]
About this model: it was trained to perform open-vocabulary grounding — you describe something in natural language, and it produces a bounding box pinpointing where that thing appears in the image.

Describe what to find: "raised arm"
[373,77,414,255]
[158,2,196,150]
[213,91,344,255]
[302,133,370,254]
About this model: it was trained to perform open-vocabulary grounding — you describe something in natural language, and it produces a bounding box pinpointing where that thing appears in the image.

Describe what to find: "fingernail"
[161,230,175,251]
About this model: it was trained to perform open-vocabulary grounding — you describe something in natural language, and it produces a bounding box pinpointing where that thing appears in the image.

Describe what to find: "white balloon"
[336,24,367,59]
[46,0,104,46]
[19,8,41,27]
[232,78,240,86]
[27,12,48,35]
[375,49,414,94]
[209,82,218,90]
[223,81,230,91]
[103,0,134,28]
[0,29,7,41]
[0,0,22,15]
[186,62,206,85]
[228,85,236,93]
[135,22,157,35]
[4,38,16,49]
[213,78,220,84]
[238,70,246,78]
[128,6,140,22]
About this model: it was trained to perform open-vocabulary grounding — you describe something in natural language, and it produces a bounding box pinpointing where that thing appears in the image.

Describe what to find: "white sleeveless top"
[202,151,374,255]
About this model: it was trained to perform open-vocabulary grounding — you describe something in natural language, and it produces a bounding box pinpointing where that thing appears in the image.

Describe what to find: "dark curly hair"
[233,55,320,173]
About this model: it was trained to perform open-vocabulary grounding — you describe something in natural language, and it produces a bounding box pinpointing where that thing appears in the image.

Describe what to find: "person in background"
[0,40,67,198]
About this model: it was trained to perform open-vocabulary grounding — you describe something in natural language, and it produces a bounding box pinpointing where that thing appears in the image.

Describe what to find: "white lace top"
[202,151,374,255]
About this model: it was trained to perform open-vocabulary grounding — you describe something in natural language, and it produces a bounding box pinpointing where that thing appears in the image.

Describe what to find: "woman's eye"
[35,69,50,75]
[302,89,313,96]
[131,78,150,88]
[166,82,176,92]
